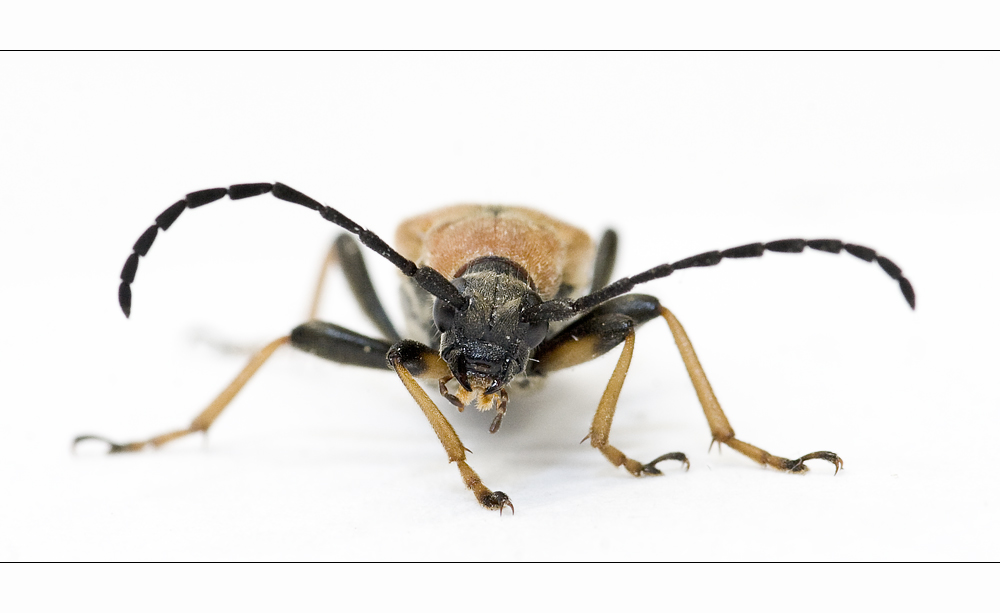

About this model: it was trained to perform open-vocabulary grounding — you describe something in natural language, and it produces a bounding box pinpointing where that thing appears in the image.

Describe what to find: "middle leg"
[75,321,397,454]
[658,306,843,474]
[309,233,401,342]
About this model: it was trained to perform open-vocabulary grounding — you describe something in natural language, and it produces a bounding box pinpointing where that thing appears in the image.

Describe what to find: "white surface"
[1,54,997,561]
[3,1,999,50]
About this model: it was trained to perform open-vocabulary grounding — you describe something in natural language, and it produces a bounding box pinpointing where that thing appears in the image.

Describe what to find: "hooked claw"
[786,451,844,475]
[641,452,691,475]
[480,490,515,516]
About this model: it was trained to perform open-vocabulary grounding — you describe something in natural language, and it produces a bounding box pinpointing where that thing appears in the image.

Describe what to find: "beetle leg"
[532,295,689,476]
[588,328,691,475]
[75,335,291,453]
[75,320,401,454]
[438,376,466,411]
[289,320,394,370]
[532,294,840,475]
[309,234,401,342]
[590,229,618,293]
[590,328,663,475]
[388,340,513,513]
[488,389,509,434]
[659,306,843,474]
[198,233,401,357]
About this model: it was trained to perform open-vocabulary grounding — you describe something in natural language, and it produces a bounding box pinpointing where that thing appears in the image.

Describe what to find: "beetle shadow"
[444,374,607,463]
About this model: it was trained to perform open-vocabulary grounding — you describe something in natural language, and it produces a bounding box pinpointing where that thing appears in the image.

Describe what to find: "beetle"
[77,182,915,514]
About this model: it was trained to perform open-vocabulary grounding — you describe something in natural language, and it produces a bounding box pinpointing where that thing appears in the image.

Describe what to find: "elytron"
[77,183,915,514]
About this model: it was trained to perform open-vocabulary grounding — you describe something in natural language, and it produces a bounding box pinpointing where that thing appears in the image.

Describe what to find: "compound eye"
[523,320,549,348]
[433,277,467,333]
[518,292,548,347]
[433,298,457,333]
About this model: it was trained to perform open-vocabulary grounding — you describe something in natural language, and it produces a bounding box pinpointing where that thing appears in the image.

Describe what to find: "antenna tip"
[899,278,916,310]
[118,282,132,318]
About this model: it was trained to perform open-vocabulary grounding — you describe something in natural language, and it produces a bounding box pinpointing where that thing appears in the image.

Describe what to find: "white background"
[2,54,997,568]
[3,1,1000,51]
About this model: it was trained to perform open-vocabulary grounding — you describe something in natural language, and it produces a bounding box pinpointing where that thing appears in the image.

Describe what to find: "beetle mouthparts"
[453,378,501,413]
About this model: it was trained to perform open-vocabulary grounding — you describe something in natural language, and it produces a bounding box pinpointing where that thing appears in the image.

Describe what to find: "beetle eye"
[518,293,547,346]
[433,278,467,333]
[433,298,457,332]
[523,320,549,348]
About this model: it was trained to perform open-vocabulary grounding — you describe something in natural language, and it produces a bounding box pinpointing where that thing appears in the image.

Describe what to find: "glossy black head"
[433,257,549,394]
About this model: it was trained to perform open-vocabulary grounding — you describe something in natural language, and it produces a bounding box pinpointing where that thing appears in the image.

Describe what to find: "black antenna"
[117,183,468,317]
[523,239,915,323]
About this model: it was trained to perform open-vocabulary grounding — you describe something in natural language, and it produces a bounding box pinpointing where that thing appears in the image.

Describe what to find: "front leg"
[589,326,690,476]
[532,296,690,476]
[387,340,513,513]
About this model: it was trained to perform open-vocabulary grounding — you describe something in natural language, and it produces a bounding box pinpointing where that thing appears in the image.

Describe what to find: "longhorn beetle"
[77,183,915,514]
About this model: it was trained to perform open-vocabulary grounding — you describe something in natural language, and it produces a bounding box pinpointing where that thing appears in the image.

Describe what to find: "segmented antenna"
[118,183,468,317]
[523,238,915,323]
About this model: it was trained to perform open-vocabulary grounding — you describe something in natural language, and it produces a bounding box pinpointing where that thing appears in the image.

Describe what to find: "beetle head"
[433,258,549,399]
